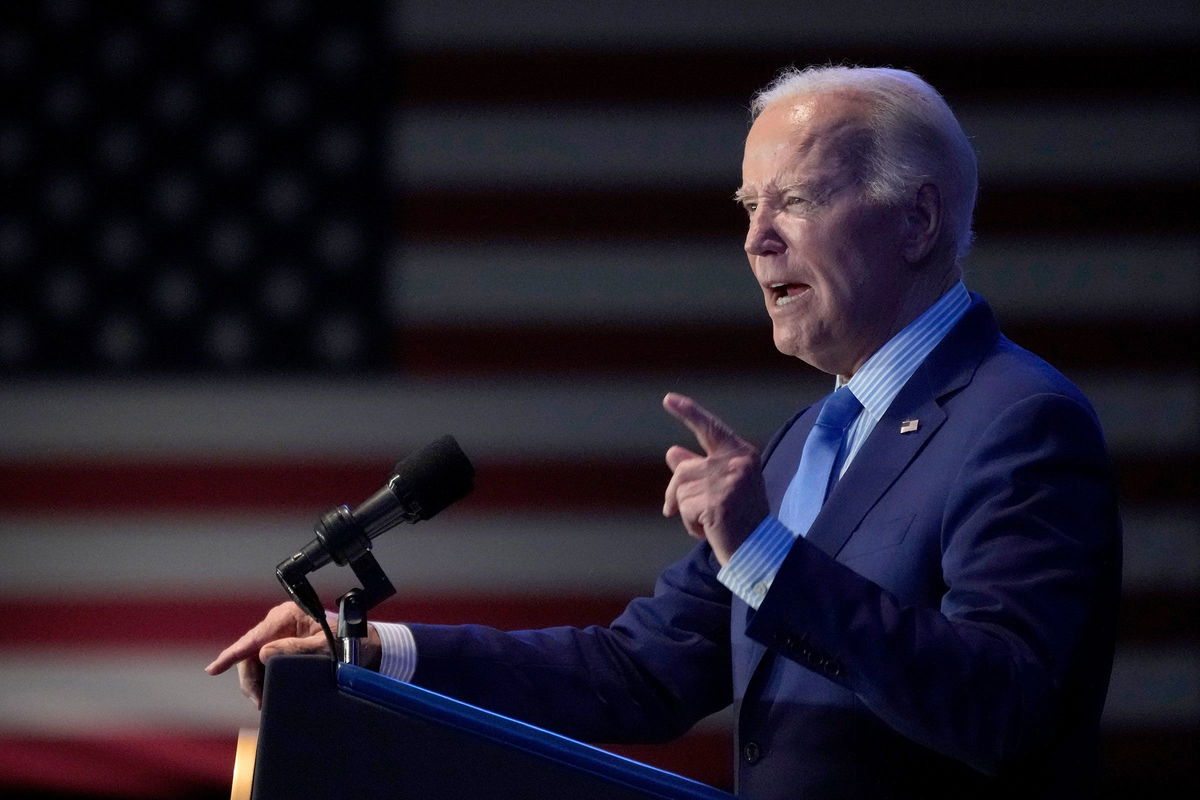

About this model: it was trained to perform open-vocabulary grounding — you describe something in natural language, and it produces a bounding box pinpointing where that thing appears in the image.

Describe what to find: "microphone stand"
[278,505,397,666]
[334,548,395,666]
[336,589,367,665]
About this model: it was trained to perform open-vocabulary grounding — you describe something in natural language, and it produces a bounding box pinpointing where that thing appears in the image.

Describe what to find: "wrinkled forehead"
[742,91,874,181]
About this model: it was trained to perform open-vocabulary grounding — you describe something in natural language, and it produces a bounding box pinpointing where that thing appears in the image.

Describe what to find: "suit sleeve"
[405,541,734,744]
[745,392,1121,775]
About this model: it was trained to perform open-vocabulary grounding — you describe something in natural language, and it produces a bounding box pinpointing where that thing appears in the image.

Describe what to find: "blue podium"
[251,655,734,799]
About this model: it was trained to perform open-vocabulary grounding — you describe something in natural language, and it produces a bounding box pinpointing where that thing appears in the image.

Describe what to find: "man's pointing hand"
[662,393,769,566]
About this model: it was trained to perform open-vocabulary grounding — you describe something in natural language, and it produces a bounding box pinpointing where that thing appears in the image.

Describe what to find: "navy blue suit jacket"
[406,297,1122,799]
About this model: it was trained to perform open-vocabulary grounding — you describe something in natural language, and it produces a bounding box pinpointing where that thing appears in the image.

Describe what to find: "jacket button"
[743,741,762,764]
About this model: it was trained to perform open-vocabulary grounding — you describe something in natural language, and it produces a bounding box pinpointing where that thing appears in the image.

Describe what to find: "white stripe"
[1103,646,1200,726]
[966,236,1199,320]
[0,513,697,596]
[1122,506,1200,591]
[4,374,1191,458]
[0,375,824,460]
[390,239,763,325]
[392,103,1197,188]
[393,237,1200,325]
[2,507,1189,601]
[0,648,260,734]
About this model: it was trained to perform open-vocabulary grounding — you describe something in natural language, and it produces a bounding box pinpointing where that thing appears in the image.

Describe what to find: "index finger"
[663,393,746,454]
[206,628,264,675]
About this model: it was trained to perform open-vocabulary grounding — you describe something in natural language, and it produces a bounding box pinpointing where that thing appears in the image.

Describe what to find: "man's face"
[738,92,913,378]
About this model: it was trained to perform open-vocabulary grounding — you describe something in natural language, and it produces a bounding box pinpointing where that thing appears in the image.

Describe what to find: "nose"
[744,209,785,257]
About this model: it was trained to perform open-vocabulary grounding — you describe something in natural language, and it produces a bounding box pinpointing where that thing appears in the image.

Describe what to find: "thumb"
[665,444,701,471]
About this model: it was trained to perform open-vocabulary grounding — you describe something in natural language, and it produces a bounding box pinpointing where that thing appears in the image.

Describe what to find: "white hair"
[751,65,978,263]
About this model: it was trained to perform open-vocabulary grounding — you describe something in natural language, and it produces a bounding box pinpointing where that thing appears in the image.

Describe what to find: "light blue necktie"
[778,386,863,537]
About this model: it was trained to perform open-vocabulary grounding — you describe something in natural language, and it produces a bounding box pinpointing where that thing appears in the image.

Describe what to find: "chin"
[773,332,839,374]
[771,331,809,363]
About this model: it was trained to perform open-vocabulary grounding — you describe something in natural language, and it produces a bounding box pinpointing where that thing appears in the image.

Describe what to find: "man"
[209,65,1121,798]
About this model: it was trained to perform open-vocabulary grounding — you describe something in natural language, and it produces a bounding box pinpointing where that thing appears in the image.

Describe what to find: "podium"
[250,656,735,799]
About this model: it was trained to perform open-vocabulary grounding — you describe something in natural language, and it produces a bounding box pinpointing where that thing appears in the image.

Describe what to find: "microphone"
[275,435,474,598]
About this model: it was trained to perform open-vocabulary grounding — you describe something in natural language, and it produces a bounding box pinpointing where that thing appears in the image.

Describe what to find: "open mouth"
[769,282,809,307]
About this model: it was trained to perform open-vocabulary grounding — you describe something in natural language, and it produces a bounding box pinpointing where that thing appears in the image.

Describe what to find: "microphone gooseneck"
[275,435,474,620]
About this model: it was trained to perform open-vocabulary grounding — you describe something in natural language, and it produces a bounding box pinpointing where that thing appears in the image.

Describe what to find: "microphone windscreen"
[391,434,475,521]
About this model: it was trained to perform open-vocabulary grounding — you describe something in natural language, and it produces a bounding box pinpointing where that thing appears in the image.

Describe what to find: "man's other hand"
[204,601,381,708]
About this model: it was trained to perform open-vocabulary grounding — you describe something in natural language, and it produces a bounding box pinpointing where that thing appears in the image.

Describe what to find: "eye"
[741,201,758,215]
[785,195,809,208]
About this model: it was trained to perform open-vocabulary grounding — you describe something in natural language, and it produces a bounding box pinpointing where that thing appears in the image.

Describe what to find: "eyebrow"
[732,182,824,204]
[732,187,754,204]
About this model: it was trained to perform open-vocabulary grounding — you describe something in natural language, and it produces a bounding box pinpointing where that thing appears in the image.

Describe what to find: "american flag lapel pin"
[899,418,919,434]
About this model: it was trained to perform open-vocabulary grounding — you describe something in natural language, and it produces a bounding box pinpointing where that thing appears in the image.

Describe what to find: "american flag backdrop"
[1,2,1197,798]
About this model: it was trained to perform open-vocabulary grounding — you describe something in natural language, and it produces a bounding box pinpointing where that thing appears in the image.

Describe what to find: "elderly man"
[209,65,1121,799]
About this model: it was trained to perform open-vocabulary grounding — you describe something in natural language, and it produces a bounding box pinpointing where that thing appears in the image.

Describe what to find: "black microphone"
[275,435,474,593]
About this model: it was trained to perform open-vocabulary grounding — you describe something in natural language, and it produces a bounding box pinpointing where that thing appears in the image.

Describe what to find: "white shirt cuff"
[374,622,417,682]
[717,515,797,610]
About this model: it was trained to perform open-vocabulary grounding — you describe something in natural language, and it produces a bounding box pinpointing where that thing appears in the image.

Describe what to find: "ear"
[900,183,942,264]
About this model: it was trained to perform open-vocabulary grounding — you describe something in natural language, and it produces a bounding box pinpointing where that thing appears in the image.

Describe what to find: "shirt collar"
[840,281,971,422]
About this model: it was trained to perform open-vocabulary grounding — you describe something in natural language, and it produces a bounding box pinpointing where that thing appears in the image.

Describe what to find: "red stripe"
[0,729,733,796]
[395,322,795,374]
[4,589,1193,650]
[399,185,1196,241]
[605,730,734,790]
[0,457,668,514]
[0,451,1188,514]
[394,319,1197,375]
[400,45,1194,104]
[1,593,634,649]
[0,732,237,798]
